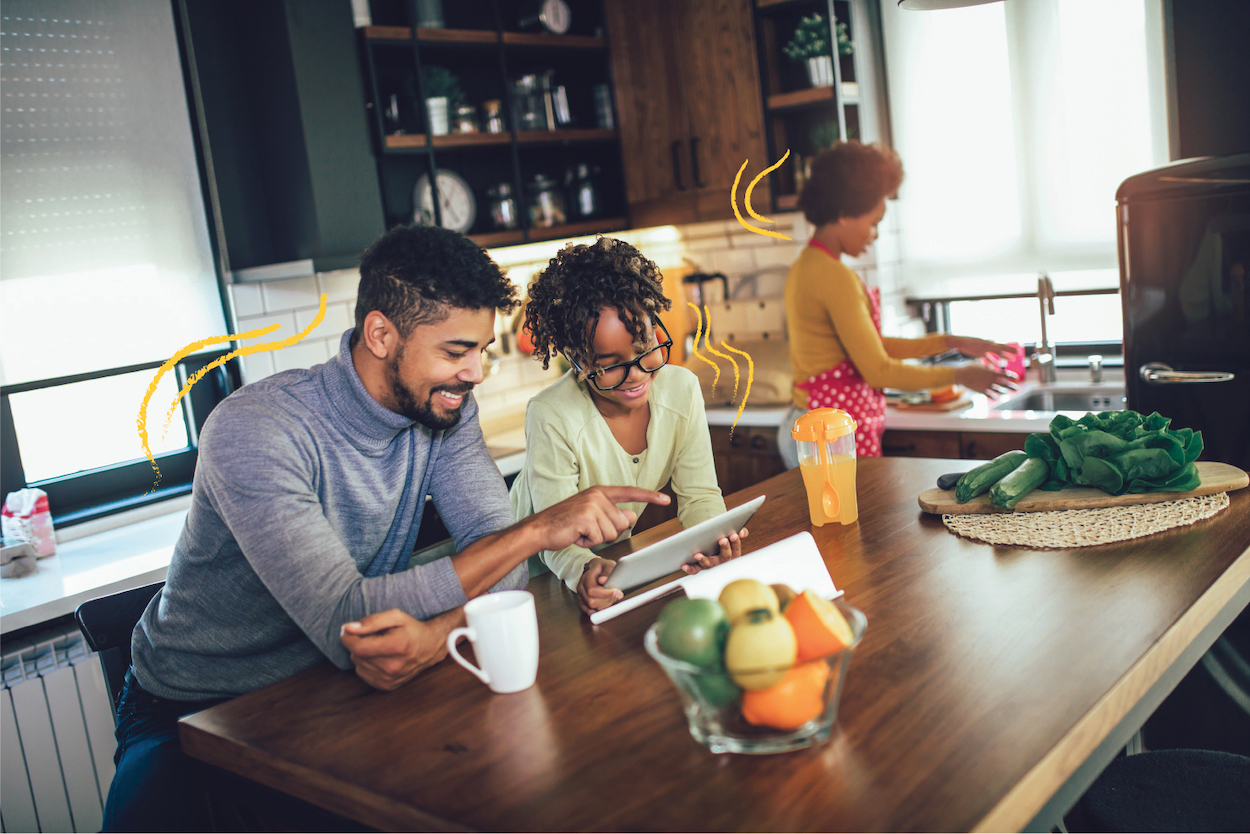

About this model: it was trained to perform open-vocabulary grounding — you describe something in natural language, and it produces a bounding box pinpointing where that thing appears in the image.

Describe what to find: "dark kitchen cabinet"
[881,429,1031,461]
[185,0,385,272]
[710,425,787,496]
[604,0,768,228]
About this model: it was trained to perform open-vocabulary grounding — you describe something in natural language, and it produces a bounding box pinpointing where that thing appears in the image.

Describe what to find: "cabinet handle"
[751,435,769,450]
[729,433,744,448]
[690,137,705,188]
[670,141,686,191]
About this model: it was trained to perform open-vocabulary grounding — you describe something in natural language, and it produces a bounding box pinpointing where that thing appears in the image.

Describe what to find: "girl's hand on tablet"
[682,527,749,574]
[577,557,623,616]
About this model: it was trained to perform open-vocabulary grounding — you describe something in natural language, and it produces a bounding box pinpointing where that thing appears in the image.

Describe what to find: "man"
[103,225,667,831]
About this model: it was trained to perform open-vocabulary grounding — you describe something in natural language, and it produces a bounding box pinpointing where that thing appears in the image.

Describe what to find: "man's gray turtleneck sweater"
[132,330,525,700]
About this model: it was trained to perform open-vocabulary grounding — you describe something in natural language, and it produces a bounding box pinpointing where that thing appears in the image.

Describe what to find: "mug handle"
[447,627,491,686]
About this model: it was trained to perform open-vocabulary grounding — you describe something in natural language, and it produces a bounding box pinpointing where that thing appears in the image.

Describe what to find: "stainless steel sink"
[992,384,1126,413]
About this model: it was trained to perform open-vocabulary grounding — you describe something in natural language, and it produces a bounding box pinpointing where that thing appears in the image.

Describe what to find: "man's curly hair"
[798,141,904,227]
[354,224,519,341]
[523,237,672,377]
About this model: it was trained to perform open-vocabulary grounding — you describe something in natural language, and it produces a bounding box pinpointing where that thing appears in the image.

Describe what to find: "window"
[880,0,1169,345]
[0,1,233,524]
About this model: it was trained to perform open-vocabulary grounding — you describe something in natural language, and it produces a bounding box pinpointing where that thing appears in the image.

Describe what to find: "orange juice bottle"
[792,409,858,526]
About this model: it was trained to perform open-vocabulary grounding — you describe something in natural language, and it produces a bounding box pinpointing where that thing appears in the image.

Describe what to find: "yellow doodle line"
[719,340,741,405]
[138,294,328,491]
[732,151,793,241]
[686,302,720,395]
[721,341,755,436]
[702,305,735,398]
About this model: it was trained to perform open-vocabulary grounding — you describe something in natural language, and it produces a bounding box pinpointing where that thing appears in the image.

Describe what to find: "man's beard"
[387,349,471,430]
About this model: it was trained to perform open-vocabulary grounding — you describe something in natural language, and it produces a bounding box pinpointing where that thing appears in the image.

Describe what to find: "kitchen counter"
[703,367,1127,434]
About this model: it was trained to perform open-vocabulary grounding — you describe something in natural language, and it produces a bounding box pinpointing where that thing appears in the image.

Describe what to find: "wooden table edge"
[178,719,473,832]
[971,540,1250,832]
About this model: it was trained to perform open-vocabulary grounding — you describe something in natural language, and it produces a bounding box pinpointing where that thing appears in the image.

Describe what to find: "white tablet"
[602,495,766,592]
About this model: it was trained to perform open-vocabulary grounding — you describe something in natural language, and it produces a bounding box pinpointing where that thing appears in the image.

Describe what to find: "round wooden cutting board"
[918,461,1250,515]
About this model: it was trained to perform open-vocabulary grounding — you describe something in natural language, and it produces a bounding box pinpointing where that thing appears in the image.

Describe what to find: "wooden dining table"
[180,457,1250,832]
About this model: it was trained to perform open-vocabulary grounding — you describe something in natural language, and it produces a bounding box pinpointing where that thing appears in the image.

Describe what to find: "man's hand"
[576,557,622,615]
[682,526,749,575]
[529,485,669,552]
[340,608,463,692]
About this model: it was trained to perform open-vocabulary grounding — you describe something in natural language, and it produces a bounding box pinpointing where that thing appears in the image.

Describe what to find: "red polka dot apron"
[795,241,888,458]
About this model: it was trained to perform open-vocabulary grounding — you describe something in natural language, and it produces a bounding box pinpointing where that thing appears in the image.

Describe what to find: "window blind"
[0,0,227,386]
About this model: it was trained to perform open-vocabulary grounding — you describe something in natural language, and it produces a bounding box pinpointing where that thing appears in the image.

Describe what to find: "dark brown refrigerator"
[1118,154,1250,470]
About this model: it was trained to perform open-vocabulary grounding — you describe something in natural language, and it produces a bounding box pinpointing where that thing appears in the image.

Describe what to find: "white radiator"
[1,624,117,833]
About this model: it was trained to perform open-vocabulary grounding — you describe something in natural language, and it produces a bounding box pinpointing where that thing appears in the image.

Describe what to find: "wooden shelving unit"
[358,0,628,248]
[753,0,871,211]
[527,216,628,243]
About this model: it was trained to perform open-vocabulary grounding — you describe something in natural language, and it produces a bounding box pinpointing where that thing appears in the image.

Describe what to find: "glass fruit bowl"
[644,598,867,754]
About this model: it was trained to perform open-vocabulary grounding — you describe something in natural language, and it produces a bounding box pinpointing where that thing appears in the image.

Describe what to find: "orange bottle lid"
[791,408,857,442]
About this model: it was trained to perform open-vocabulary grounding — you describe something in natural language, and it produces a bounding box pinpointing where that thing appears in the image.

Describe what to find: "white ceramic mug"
[446,590,539,694]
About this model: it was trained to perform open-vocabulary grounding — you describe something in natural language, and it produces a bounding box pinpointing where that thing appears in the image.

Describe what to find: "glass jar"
[483,99,505,134]
[452,103,479,134]
[487,183,518,230]
[527,174,566,228]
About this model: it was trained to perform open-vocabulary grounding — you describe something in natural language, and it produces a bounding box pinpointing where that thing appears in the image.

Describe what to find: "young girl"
[781,141,1018,465]
[510,237,745,615]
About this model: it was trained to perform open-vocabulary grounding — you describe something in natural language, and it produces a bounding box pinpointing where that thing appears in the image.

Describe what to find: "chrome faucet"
[1034,272,1057,383]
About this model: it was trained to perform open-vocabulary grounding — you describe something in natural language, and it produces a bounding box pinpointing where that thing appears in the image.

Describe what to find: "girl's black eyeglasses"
[569,319,673,391]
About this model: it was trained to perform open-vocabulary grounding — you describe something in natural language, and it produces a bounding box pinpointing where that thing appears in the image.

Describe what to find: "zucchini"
[989,458,1052,509]
[954,450,1027,503]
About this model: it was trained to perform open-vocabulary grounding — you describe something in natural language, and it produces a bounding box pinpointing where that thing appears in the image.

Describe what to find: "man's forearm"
[451,517,544,599]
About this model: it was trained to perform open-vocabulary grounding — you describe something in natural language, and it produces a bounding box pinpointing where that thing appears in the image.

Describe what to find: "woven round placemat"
[942,493,1231,549]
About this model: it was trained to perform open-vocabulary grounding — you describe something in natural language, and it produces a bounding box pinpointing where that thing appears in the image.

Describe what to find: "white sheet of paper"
[589,531,840,625]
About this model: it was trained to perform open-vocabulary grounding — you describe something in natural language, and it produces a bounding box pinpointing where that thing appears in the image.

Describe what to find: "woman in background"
[779,142,1017,467]
[510,237,745,615]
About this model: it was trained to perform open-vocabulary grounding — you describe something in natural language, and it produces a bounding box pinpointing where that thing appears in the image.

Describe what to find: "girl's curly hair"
[524,237,672,377]
[798,141,904,226]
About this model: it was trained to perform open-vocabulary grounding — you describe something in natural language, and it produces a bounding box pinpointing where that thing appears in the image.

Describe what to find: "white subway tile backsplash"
[681,232,731,252]
[237,311,299,345]
[229,283,265,319]
[296,301,353,339]
[318,269,360,304]
[239,349,275,384]
[261,275,320,313]
[709,247,757,277]
[271,338,331,373]
[752,245,801,270]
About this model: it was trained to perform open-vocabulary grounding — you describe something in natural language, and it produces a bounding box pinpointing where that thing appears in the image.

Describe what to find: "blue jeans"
[103,668,370,832]
[102,668,233,831]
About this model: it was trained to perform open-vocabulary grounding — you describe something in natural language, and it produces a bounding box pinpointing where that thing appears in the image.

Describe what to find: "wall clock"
[413,168,477,234]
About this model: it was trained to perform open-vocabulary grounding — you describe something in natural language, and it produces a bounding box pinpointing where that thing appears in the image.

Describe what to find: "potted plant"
[412,66,462,136]
[783,14,853,88]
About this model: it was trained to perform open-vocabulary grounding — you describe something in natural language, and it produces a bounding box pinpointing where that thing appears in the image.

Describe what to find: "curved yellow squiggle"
[140,293,329,491]
[744,149,791,225]
[160,294,329,437]
[717,338,740,404]
[702,304,734,378]
[721,341,755,436]
[686,302,720,395]
[732,154,793,241]
[138,325,278,489]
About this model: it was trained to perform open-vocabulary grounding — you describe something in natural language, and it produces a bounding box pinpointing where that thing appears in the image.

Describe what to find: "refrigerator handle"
[1140,362,1235,384]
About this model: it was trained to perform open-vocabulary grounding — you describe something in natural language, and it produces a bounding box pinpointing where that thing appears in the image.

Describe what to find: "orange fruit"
[785,590,854,663]
[740,662,830,730]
